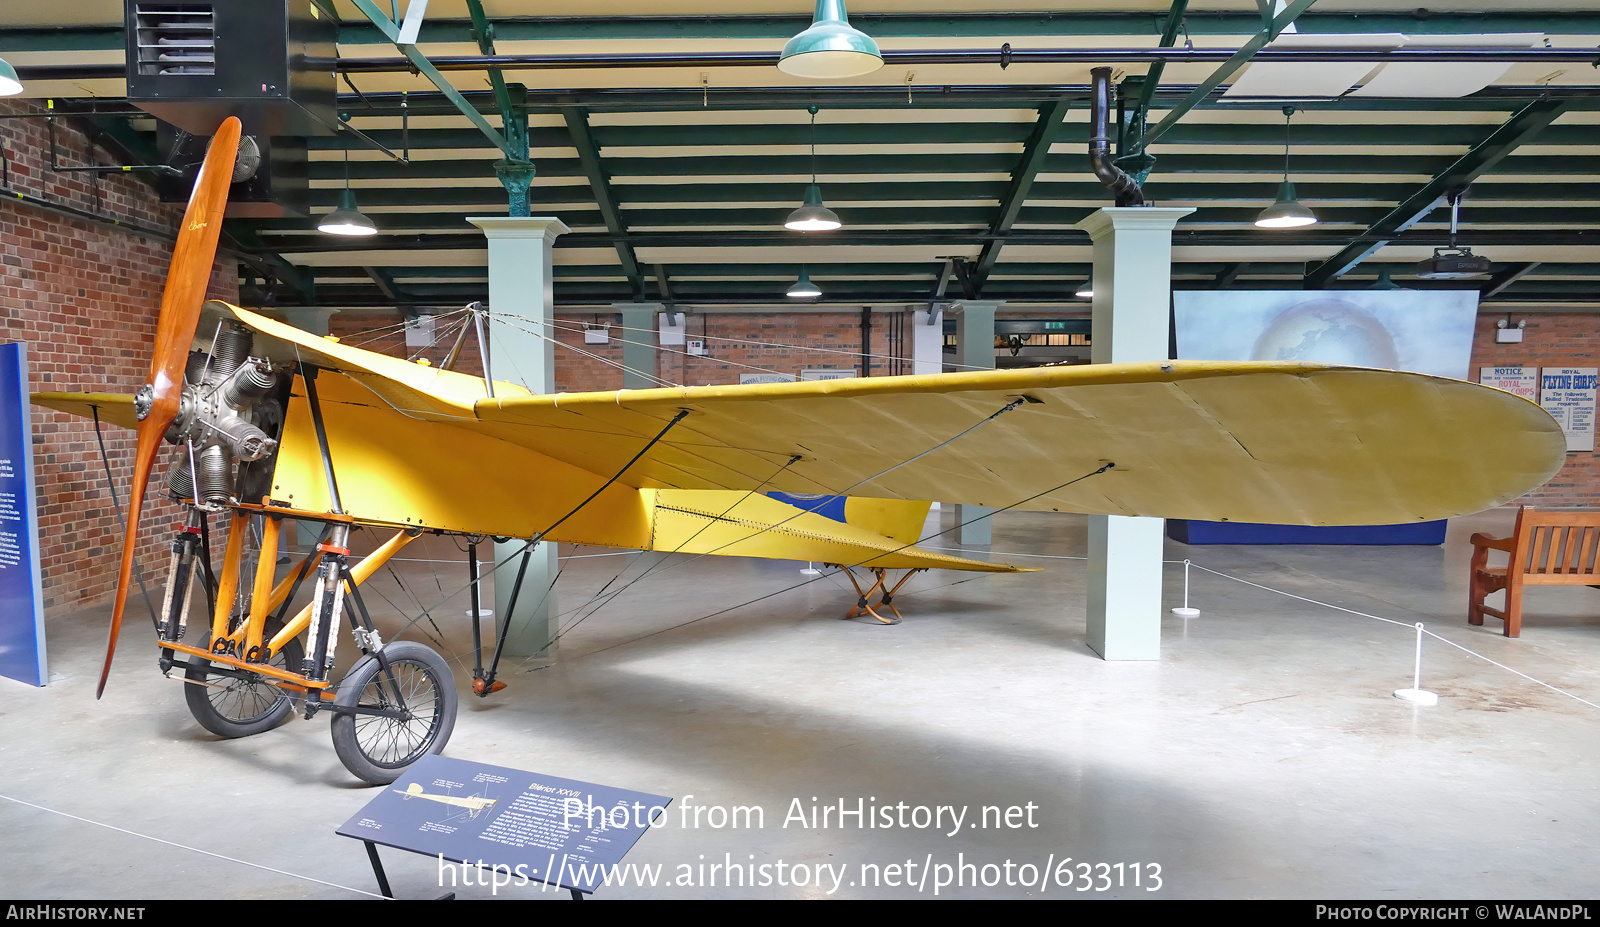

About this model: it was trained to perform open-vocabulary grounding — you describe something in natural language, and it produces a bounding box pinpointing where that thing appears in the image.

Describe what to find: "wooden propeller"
[97,116,241,698]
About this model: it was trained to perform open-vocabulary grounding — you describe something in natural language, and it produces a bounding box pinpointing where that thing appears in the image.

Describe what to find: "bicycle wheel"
[183,624,304,738]
[330,641,457,785]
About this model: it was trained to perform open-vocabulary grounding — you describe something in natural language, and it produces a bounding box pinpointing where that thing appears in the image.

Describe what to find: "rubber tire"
[330,641,457,785]
[183,624,304,739]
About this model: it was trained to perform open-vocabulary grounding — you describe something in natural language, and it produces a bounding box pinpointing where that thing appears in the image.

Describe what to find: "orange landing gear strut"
[833,566,925,625]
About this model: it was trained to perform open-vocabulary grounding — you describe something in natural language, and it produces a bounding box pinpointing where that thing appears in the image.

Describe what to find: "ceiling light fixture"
[787,266,822,299]
[1255,106,1318,230]
[1075,277,1093,299]
[0,58,23,96]
[777,0,884,80]
[1416,188,1491,279]
[785,105,841,232]
[318,149,377,237]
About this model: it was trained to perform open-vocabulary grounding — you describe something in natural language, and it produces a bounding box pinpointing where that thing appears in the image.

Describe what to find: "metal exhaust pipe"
[1089,67,1144,207]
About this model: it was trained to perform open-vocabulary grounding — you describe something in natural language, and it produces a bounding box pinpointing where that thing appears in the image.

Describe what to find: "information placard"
[0,342,46,687]
[1479,365,1540,401]
[337,755,670,895]
[1539,367,1598,453]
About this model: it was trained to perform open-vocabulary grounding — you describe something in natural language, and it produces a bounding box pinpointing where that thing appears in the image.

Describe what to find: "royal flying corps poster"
[1171,290,1479,543]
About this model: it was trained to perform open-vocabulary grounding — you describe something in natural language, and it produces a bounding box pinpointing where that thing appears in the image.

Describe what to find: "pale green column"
[613,302,662,389]
[952,299,1001,545]
[1077,207,1194,661]
[468,216,570,657]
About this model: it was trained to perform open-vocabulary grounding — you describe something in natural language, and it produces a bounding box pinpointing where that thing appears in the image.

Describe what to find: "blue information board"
[0,342,47,686]
[338,754,670,895]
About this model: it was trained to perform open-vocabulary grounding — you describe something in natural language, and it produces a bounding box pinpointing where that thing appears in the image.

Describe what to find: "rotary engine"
[147,321,286,510]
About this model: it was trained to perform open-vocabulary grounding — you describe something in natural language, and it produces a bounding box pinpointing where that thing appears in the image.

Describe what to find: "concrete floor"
[3,506,1599,900]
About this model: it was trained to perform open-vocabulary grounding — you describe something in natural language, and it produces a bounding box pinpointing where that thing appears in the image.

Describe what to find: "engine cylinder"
[206,322,254,383]
[223,359,277,409]
[165,449,193,500]
[196,444,232,506]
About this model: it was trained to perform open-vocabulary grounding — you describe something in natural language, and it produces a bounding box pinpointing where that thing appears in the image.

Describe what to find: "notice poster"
[1479,365,1540,401]
[738,372,795,385]
[0,342,46,686]
[1539,367,1598,453]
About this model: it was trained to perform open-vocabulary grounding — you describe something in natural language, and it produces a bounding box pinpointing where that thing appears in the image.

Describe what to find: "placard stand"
[338,755,670,900]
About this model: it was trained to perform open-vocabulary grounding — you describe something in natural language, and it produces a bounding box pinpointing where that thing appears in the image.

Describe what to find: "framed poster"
[1479,365,1540,401]
[1539,367,1598,453]
[800,368,856,381]
[738,372,795,385]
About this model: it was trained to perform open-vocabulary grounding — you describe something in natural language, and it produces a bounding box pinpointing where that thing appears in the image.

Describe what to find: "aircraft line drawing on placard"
[396,783,498,818]
[29,119,1569,785]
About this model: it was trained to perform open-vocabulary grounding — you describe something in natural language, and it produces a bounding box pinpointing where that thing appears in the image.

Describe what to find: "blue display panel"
[0,342,47,686]
[338,754,670,895]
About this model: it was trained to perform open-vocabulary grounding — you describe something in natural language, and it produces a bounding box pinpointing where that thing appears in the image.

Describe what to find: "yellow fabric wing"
[202,303,1565,528]
[470,364,1564,527]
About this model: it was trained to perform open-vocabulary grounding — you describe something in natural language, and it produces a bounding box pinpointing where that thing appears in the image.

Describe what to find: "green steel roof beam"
[221,222,316,303]
[973,98,1073,290]
[562,106,646,299]
[364,266,406,303]
[1302,97,1573,288]
[1132,0,1191,116]
[346,0,516,160]
[1481,262,1540,299]
[1136,0,1318,154]
[464,0,523,151]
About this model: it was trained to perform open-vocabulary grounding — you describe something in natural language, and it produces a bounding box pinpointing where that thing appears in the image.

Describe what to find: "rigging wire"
[566,462,1114,662]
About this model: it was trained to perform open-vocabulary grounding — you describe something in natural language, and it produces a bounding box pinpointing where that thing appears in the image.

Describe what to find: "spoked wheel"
[330,641,457,785]
[183,624,304,738]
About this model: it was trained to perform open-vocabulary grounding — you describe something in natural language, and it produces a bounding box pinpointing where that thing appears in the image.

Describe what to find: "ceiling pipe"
[1089,67,1143,207]
[317,46,1600,73]
[18,46,1595,85]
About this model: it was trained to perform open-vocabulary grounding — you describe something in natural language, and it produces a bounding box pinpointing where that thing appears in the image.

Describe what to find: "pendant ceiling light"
[787,266,822,299]
[318,149,377,237]
[1255,106,1318,230]
[0,58,23,97]
[778,0,883,80]
[1075,276,1093,299]
[785,106,841,232]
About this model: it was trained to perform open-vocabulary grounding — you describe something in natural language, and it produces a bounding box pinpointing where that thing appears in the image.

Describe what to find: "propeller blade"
[98,117,241,698]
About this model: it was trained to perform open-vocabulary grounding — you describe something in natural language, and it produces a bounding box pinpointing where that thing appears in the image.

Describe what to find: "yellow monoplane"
[31,119,1567,784]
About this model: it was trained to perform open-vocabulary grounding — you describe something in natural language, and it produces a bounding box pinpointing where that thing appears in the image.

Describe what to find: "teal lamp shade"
[0,58,23,97]
[787,268,822,299]
[785,184,841,231]
[318,188,377,236]
[1254,181,1319,229]
[778,0,884,79]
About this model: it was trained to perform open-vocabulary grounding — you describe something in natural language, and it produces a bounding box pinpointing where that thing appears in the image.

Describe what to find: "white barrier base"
[1394,688,1438,706]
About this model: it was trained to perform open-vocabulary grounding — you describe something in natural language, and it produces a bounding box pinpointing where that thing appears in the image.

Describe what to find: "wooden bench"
[1468,507,1600,637]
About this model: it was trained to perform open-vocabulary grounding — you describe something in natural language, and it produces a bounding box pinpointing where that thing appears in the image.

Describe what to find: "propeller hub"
[133,384,154,421]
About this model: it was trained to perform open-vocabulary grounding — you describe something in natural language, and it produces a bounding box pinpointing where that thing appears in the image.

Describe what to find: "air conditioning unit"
[124,0,337,137]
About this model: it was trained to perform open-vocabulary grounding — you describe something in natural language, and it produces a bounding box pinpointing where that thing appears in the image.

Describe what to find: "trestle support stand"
[835,566,926,625]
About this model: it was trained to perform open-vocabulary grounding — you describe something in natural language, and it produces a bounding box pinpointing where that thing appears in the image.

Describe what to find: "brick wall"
[1469,312,1600,507]
[2,99,238,617]
[327,308,915,392]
